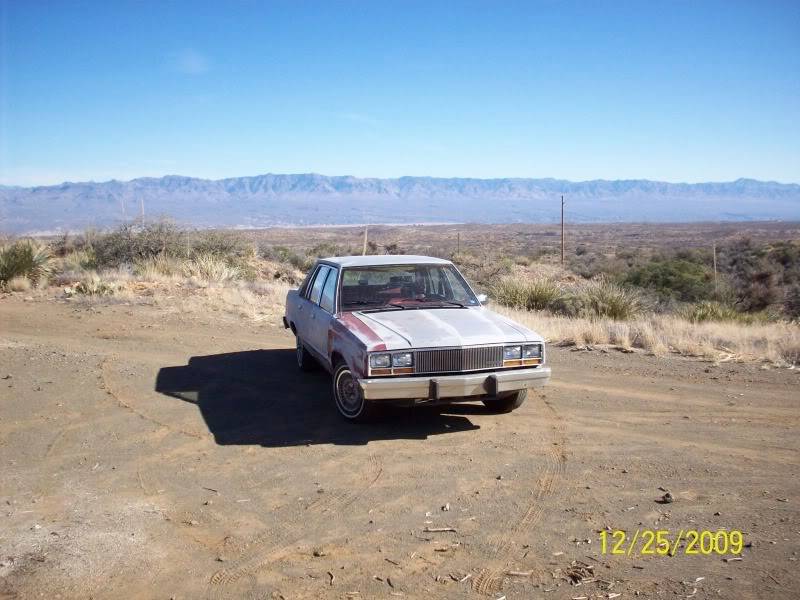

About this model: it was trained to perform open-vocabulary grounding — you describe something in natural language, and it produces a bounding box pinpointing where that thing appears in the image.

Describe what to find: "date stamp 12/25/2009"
[600,529,744,557]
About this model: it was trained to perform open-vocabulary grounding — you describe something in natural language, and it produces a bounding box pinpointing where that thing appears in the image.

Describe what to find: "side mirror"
[476,293,488,305]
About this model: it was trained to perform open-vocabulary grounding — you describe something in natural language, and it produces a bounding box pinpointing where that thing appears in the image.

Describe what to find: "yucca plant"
[580,279,643,320]
[0,239,53,285]
[182,253,241,282]
[491,277,563,311]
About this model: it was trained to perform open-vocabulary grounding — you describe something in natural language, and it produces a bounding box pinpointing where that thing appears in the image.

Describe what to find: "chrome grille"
[414,345,504,374]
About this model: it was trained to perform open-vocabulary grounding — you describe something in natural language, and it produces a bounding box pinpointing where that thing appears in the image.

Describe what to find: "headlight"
[523,343,542,359]
[392,352,413,367]
[503,345,522,360]
[369,353,391,368]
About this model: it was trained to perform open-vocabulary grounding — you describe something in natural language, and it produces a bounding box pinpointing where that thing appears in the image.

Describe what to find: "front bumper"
[358,367,551,401]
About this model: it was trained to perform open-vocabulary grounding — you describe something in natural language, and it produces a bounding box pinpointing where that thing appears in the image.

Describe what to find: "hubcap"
[336,369,362,416]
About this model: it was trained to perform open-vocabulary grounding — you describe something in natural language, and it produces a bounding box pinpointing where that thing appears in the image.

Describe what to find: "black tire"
[295,335,317,372]
[332,362,376,422]
[482,389,527,413]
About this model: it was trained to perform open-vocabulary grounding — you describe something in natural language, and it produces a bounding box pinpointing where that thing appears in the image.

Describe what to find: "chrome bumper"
[358,367,551,401]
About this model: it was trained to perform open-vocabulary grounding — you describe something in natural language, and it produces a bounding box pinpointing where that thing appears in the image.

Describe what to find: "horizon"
[2,1,799,187]
[3,172,800,189]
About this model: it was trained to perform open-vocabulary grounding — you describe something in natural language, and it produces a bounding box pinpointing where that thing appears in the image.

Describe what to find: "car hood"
[352,307,541,350]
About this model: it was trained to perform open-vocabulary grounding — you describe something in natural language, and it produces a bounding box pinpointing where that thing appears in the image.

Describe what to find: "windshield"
[340,264,480,311]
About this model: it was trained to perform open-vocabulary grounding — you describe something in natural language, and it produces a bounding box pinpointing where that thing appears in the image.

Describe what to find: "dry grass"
[181,253,241,282]
[495,305,800,366]
[176,280,292,322]
[491,275,644,319]
[7,276,32,292]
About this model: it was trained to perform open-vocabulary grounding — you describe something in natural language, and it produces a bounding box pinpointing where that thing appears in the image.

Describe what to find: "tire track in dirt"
[100,358,209,440]
[100,356,286,442]
[473,400,567,595]
[208,452,383,588]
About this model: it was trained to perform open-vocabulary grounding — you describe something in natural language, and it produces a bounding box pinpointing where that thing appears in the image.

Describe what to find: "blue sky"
[1,0,798,186]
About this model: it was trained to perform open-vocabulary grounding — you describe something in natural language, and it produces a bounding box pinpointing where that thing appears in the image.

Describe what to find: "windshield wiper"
[416,298,466,308]
[358,302,407,313]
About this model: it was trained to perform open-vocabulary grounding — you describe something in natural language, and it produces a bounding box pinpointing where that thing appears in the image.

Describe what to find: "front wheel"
[332,362,376,422]
[482,389,527,413]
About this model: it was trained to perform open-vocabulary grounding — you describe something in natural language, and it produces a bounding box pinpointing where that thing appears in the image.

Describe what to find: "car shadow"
[154,349,481,447]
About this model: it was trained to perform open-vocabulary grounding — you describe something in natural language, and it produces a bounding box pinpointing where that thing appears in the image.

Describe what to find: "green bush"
[93,222,188,268]
[623,259,714,302]
[0,240,53,285]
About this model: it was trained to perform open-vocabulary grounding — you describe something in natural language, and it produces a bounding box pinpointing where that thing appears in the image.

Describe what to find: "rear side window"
[319,268,338,313]
[309,265,330,304]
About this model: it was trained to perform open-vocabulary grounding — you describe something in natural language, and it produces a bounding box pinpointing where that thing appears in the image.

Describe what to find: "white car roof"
[320,255,452,268]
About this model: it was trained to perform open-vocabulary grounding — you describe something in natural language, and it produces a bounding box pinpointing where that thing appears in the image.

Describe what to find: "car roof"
[319,255,452,268]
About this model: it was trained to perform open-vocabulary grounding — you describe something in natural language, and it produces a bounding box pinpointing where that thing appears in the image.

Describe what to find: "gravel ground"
[1,296,798,599]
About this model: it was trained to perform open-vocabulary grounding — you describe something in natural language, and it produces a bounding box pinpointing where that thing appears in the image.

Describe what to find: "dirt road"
[1,296,798,599]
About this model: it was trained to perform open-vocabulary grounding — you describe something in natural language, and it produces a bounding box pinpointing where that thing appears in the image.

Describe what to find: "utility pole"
[457,231,461,255]
[362,225,369,256]
[560,195,565,267]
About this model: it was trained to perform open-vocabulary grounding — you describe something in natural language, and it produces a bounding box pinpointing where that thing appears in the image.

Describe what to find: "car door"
[307,266,339,362]
[297,264,329,343]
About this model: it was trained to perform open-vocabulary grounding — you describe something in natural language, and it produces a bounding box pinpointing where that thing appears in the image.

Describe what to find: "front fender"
[329,319,369,377]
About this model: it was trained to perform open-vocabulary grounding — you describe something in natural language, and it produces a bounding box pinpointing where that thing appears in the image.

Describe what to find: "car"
[283,255,551,421]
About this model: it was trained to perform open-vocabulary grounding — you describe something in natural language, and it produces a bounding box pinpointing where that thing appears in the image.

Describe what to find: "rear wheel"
[295,336,317,372]
[332,362,376,422]
[482,389,527,413]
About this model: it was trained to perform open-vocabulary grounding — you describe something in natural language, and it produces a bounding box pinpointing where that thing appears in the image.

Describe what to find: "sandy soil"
[1,296,798,599]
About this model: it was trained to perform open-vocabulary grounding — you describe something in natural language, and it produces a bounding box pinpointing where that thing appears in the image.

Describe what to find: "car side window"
[319,268,338,313]
[309,265,330,305]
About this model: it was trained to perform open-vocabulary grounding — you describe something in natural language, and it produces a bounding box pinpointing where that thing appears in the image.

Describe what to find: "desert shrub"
[306,242,358,259]
[73,274,119,296]
[582,280,644,320]
[182,253,241,282]
[766,241,800,287]
[550,280,643,320]
[61,248,98,272]
[718,237,781,312]
[492,277,563,311]
[7,276,32,292]
[783,285,800,319]
[93,221,188,268]
[52,231,96,257]
[623,258,714,302]
[680,301,744,323]
[134,254,183,279]
[570,251,633,280]
[190,230,251,259]
[452,252,514,288]
[0,239,53,285]
[262,245,314,271]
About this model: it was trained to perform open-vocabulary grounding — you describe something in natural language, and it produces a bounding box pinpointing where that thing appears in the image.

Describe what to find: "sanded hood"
[352,307,541,350]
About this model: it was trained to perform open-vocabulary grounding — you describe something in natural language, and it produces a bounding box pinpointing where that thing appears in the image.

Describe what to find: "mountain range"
[1,174,799,234]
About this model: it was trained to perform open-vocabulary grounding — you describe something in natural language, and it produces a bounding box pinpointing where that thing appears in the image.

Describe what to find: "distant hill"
[1,174,799,233]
